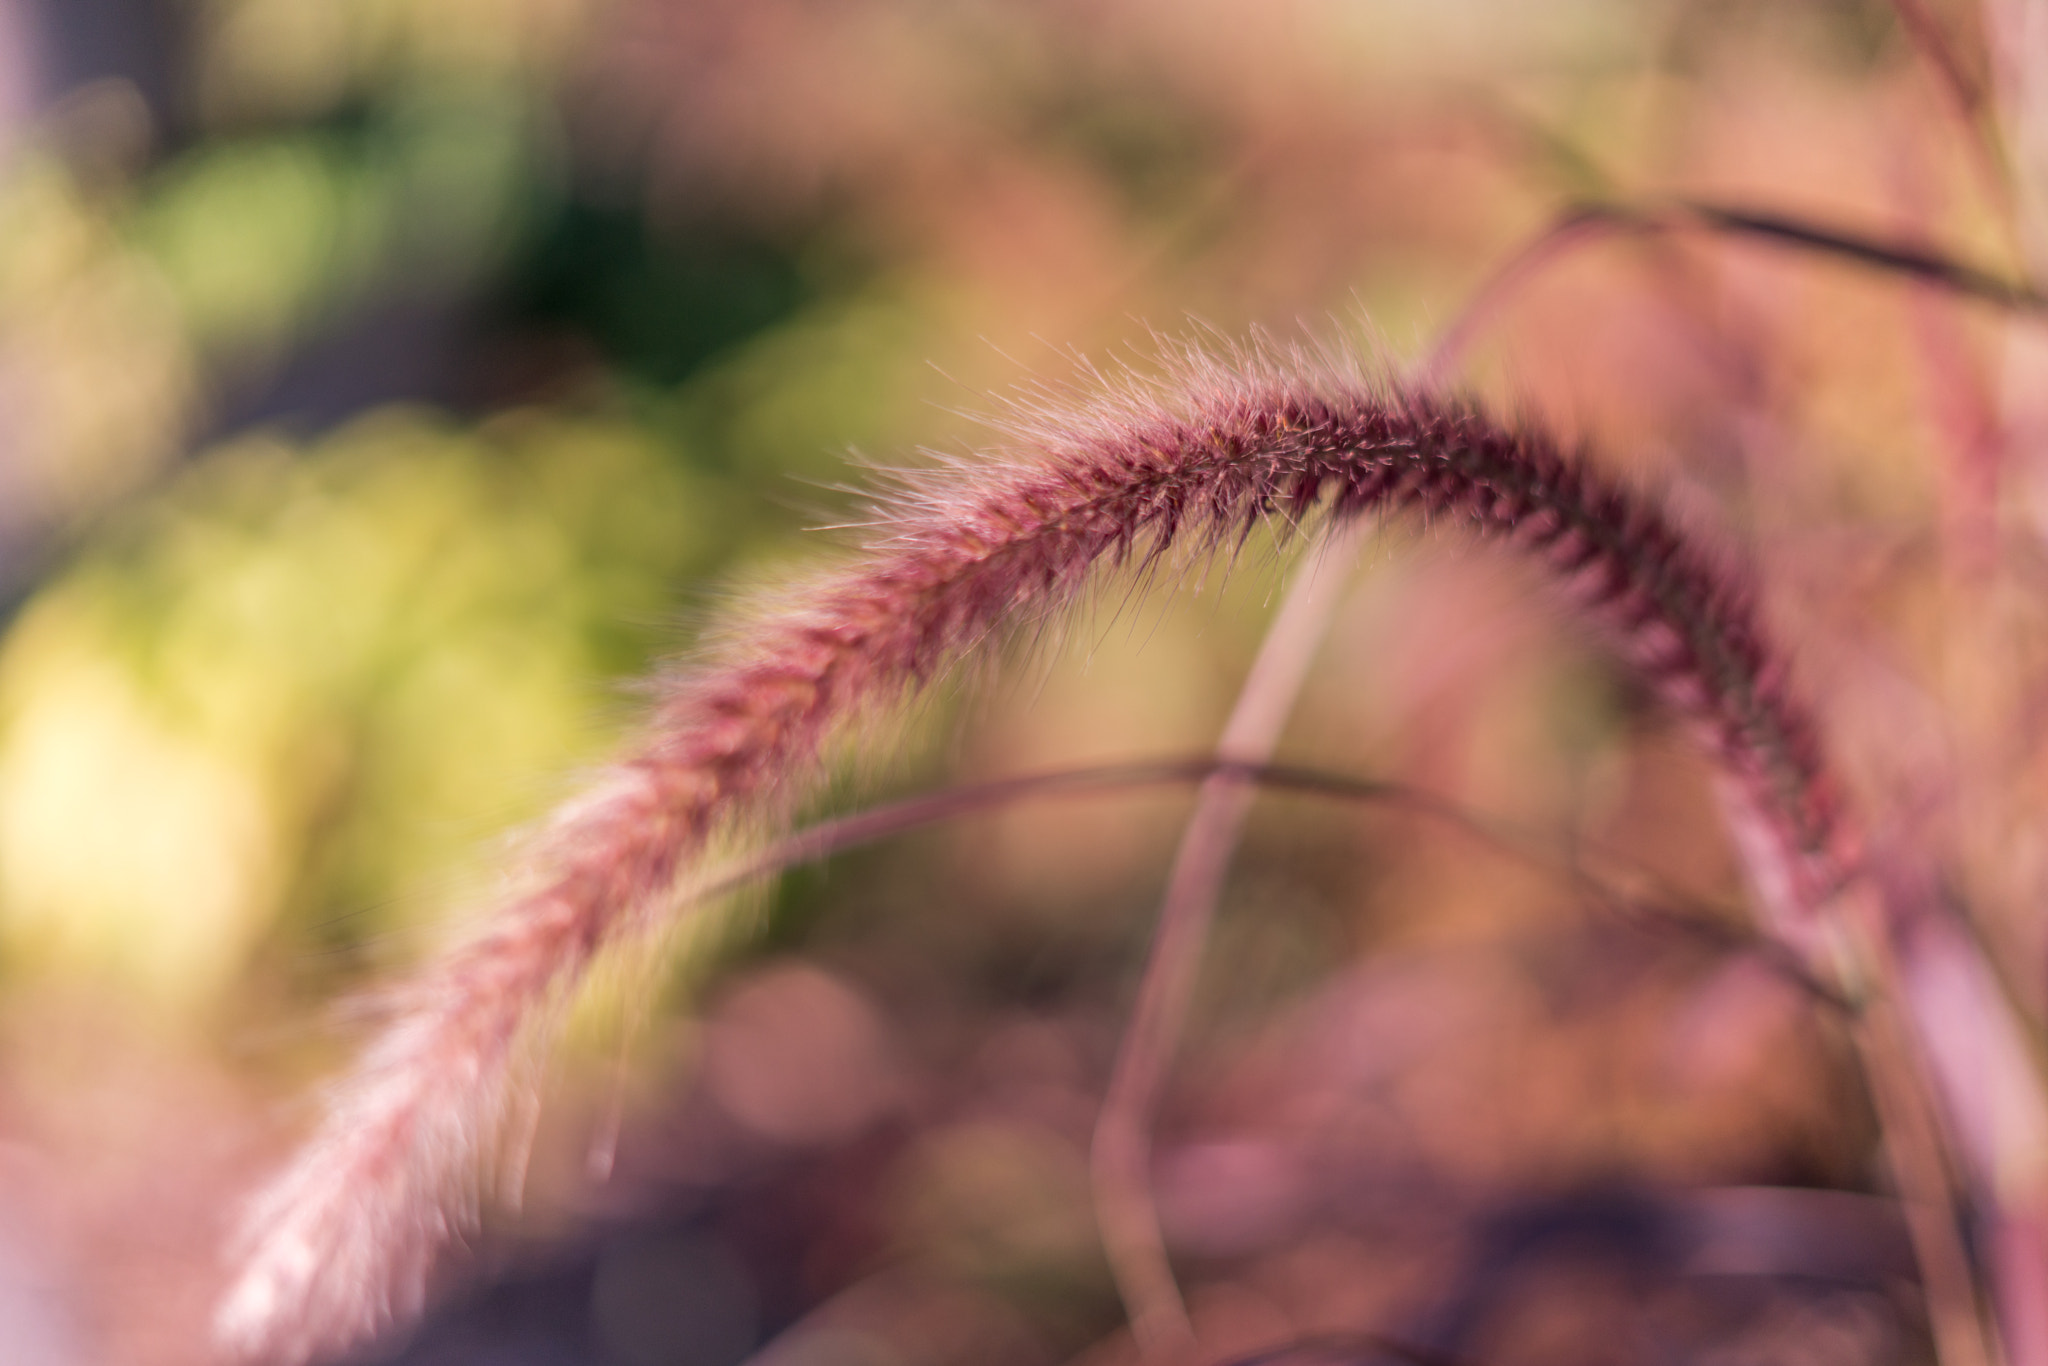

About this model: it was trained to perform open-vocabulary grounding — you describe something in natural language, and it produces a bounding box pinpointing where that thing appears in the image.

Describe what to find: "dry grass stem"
[1420,197,2048,400]
[1091,523,1361,1358]
[1092,304,1498,1355]
[689,755,1821,963]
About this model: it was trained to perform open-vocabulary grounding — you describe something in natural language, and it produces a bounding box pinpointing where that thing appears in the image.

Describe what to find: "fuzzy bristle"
[217,338,1842,1364]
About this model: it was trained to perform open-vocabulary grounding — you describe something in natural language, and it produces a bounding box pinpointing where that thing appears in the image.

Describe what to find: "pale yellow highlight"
[0,639,284,1010]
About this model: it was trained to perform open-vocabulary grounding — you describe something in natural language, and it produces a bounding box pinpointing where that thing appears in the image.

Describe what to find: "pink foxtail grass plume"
[218,335,1851,1363]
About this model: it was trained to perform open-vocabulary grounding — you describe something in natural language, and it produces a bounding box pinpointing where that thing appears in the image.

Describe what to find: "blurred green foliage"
[0,412,713,1005]
[0,0,980,1021]
[138,83,538,365]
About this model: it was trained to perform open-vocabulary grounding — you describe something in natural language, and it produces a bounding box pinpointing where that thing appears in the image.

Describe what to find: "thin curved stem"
[1887,0,2017,218]
[1667,200,2045,309]
[685,755,1784,956]
[1852,919,1996,1366]
[1419,197,2047,392]
[1084,230,1671,1351]
[693,754,1852,1360]
[1090,532,1361,1355]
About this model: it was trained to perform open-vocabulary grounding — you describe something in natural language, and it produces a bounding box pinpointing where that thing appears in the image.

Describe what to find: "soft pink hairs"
[218,337,1846,1363]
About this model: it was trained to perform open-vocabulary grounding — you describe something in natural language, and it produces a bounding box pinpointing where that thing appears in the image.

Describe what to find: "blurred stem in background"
[3,2,2048,1364]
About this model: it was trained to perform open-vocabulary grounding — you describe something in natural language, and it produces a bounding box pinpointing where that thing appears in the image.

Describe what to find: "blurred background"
[0,0,2036,1362]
